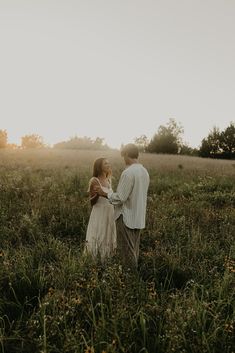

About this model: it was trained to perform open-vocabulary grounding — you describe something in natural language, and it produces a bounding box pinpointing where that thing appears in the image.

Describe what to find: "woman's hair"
[87,158,111,192]
[87,157,112,192]
[93,157,110,178]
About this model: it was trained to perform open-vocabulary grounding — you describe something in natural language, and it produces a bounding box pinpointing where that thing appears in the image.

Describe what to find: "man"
[95,143,150,268]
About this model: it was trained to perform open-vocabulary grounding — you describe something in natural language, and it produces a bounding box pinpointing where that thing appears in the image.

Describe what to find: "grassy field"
[0,149,234,353]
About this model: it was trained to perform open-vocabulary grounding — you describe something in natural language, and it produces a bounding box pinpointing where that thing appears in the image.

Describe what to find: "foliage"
[0,129,8,148]
[199,127,221,158]
[6,143,19,149]
[199,123,235,159]
[54,136,110,150]
[179,144,198,156]
[219,122,235,158]
[134,135,149,152]
[147,119,184,154]
[21,134,45,149]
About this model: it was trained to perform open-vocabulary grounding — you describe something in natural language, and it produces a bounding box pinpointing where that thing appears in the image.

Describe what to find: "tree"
[7,143,18,149]
[179,143,198,156]
[0,130,8,148]
[93,137,109,149]
[219,122,235,158]
[147,118,184,154]
[199,138,211,158]
[21,134,45,149]
[54,136,109,150]
[199,127,221,158]
[134,135,149,152]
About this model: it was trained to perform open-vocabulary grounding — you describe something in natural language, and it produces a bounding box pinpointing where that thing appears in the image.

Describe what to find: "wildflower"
[72,297,81,305]
[225,322,234,333]
[112,339,116,346]
[48,287,55,296]
[3,260,10,267]
[84,346,95,353]
[224,257,235,273]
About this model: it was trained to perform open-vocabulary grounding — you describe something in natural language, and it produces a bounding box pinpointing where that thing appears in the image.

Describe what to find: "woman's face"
[102,159,111,174]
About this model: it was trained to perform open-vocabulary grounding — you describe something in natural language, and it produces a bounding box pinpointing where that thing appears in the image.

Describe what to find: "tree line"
[0,119,234,159]
[134,119,235,159]
[0,133,109,151]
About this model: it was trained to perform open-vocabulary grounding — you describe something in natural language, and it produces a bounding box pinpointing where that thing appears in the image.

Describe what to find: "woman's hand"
[94,185,107,197]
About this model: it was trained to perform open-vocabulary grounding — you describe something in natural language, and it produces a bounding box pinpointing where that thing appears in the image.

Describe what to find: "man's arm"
[96,172,134,205]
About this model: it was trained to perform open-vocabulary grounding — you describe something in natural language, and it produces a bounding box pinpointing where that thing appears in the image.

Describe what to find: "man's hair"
[121,143,139,159]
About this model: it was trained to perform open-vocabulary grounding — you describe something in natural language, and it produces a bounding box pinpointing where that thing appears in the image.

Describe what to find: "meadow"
[0,149,234,353]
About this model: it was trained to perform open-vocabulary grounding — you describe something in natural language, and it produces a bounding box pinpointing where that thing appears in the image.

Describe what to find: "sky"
[0,0,235,148]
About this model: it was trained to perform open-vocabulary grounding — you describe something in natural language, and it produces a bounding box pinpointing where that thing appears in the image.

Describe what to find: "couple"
[85,143,150,268]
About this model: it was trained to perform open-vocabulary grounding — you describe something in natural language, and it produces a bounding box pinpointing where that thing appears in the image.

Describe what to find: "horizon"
[3,119,234,150]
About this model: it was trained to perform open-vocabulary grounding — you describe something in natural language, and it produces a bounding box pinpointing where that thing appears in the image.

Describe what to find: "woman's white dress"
[85,179,117,260]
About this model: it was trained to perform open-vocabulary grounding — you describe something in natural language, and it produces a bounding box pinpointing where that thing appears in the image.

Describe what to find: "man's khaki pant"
[116,215,141,268]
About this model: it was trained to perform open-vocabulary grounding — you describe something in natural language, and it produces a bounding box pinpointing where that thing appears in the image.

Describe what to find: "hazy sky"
[1,0,235,148]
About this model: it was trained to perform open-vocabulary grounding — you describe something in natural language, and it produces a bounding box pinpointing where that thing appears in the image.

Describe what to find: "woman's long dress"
[85,181,117,260]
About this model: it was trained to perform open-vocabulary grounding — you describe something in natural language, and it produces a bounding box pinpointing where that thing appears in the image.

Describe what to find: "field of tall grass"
[0,149,234,353]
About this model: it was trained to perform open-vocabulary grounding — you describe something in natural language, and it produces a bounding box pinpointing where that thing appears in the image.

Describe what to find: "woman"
[85,158,116,260]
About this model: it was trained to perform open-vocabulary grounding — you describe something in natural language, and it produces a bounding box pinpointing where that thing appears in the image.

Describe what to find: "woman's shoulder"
[89,177,101,186]
[89,176,99,182]
[88,177,99,192]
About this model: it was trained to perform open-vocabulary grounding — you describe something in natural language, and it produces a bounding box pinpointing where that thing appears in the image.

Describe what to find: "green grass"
[0,149,234,353]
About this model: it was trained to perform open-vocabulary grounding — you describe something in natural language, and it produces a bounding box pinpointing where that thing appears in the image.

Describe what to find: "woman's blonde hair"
[92,158,111,178]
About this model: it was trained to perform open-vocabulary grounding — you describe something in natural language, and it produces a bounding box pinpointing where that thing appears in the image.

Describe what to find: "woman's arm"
[88,178,99,206]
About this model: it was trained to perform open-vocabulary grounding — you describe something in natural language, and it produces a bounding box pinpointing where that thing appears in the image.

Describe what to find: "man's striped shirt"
[108,163,150,229]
